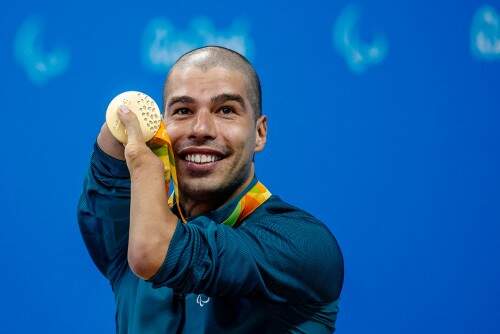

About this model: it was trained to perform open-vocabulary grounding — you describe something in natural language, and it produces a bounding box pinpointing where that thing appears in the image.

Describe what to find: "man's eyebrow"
[211,93,246,109]
[167,95,195,108]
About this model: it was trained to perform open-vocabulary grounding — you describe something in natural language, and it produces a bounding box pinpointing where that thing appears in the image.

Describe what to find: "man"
[77,46,344,333]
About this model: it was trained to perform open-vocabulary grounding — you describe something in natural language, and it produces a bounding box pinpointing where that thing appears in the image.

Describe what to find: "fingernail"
[119,105,130,113]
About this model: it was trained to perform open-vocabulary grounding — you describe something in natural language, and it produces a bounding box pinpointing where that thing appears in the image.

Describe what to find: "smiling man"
[77,46,344,333]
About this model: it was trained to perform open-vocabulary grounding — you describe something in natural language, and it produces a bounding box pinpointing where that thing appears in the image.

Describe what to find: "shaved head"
[164,46,262,118]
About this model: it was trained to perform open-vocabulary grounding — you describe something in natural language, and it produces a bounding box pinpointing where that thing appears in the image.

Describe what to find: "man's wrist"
[129,155,165,182]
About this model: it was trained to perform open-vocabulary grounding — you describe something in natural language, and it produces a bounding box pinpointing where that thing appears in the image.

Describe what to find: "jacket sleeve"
[77,142,131,286]
[147,212,344,304]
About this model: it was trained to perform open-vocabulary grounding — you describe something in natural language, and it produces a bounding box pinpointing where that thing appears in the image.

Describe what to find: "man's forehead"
[165,65,249,100]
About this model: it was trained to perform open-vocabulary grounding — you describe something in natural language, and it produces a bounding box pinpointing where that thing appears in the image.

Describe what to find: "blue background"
[1,0,499,333]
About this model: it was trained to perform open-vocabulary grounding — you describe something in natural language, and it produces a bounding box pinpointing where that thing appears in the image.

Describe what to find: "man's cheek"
[165,121,183,138]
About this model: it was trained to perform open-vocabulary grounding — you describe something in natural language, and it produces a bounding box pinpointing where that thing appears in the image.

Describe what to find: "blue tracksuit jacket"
[77,143,344,333]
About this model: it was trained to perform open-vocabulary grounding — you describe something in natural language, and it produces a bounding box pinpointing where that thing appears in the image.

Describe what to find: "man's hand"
[117,105,178,280]
[117,105,162,175]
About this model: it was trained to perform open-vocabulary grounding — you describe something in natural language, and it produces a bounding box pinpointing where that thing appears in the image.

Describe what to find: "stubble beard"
[178,158,252,203]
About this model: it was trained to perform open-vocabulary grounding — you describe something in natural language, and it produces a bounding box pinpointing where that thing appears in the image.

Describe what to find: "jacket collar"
[173,175,258,224]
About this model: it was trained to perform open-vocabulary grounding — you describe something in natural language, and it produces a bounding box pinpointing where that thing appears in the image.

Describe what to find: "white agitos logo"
[196,294,211,307]
[14,16,70,85]
[471,5,500,60]
[333,4,388,74]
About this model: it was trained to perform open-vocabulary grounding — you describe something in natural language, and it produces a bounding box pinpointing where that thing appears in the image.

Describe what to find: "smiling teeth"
[185,154,219,164]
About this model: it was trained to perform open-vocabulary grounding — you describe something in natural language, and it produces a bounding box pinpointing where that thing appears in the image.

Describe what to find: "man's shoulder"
[241,194,344,303]
[244,194,340,246]
[252,194,327,228]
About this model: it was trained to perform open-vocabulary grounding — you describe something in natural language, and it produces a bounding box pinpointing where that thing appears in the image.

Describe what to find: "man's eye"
[173,108,191,115]
[218,106,234,115]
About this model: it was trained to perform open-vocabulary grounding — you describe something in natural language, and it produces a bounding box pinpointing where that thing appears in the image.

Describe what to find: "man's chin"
[178,177,224,201]
[176,163,251,202]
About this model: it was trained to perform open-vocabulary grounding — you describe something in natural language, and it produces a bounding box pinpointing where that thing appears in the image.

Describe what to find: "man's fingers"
[117,105,144,144]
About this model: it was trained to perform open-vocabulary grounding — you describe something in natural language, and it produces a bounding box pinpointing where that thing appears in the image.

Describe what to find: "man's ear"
[254,115,268,152]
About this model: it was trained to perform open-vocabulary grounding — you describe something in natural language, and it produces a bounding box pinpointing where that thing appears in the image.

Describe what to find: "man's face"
[164,65,266,200]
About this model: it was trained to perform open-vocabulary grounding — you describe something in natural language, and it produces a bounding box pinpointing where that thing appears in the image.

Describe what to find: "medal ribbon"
[148,121,186,222]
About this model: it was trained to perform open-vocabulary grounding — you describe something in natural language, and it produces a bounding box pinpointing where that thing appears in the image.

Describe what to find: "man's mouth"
[184,153,222,164]
[177,147,227,174]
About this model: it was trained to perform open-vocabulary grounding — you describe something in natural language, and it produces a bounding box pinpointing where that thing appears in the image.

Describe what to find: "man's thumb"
[117,105,144,144]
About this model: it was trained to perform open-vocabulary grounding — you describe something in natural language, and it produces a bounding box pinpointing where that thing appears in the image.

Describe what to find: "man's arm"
[77,124,131,284]
[115,107,179,280]
[147,213,344,304]
[96,122,126,161]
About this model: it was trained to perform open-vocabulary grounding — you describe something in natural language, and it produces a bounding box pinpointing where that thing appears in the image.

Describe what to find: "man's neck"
[181,164,255,218]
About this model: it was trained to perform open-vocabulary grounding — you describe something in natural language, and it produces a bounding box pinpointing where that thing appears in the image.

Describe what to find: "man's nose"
[189,109,217,141]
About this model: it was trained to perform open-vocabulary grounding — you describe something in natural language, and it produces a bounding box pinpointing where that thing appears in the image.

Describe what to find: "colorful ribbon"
[148,121,186,222]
